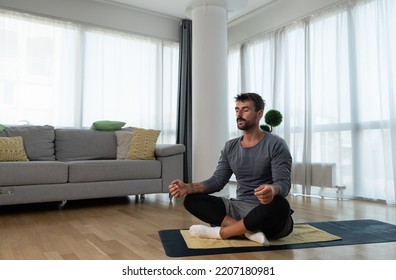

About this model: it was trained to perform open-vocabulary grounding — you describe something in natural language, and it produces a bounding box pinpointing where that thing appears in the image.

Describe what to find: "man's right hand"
[169,179,188,198]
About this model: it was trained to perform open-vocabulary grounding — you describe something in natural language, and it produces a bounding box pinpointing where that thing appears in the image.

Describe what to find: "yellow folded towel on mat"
[180,224,341,249]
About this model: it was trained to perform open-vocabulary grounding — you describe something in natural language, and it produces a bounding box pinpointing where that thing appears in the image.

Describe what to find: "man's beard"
[236,118,254,131]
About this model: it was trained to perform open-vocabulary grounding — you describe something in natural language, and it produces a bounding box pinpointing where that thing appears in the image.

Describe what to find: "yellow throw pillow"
[0,136,29,161]
[125,128,160,160]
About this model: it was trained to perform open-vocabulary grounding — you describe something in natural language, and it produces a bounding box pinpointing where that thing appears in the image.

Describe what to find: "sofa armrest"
[155,144,185,157]
[155,144,185,193]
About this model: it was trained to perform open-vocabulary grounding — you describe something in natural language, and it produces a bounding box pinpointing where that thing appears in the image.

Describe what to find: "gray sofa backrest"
[0,125,56,161]
[55,129,117,161]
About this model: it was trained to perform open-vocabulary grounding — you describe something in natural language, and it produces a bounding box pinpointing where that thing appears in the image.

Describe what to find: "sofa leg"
[134,194,145,202]
[58,200,67,210]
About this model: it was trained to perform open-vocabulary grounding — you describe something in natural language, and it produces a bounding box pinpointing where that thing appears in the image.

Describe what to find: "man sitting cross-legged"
[169,92,294,245]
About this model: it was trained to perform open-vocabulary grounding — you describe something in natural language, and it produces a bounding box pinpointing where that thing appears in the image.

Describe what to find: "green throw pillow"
[91,120,126,131]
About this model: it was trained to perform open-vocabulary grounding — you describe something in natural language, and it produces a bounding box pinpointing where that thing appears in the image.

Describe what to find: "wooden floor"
[0,189,395,260]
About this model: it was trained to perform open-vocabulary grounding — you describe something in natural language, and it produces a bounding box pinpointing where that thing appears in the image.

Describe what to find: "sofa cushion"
[55,129,117,161]
[0,161,68,186]
[67,160,161,183]
[125,128,160,160]
[0,136,28,161]
[0,125,55,161]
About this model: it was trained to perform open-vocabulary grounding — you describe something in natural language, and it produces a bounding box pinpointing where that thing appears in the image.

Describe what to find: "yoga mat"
[180,224,341,249]
[158,219,396,257]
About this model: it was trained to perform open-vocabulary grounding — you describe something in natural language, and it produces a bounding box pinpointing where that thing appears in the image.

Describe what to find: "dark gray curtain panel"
[176,19,192,183]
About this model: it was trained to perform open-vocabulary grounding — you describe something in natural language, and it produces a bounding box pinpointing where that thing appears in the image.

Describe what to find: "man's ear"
[257,109,264,120]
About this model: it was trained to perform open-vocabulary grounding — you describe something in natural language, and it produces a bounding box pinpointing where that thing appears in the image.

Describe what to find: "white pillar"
[185,0,247,182]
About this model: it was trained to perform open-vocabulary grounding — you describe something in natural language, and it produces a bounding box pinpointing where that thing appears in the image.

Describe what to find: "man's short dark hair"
[234,93,265,112]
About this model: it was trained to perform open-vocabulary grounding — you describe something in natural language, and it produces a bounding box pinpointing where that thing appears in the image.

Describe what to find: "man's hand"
[254,184,279,204]
[169,179,188,198]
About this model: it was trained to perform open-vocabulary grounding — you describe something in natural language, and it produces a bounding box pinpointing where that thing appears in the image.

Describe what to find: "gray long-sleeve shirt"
[203,133,292,201]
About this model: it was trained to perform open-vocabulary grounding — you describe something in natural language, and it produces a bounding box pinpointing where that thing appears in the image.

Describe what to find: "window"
[0,11,80,126]
[228,0,396,204]
[0,9,179,143]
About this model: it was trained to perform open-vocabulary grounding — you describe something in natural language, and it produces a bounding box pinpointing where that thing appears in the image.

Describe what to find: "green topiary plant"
[260,109,283,133]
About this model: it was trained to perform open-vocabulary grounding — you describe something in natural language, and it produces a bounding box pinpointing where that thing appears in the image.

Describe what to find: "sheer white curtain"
[298,7,356,198]
[242,35,275,110]
[0,9,179,144]
[161,42,180,143]
[352,0,396,202]
[0,10,81,126]
[227,45,242,139]
[82,29,179,143]
[229,0,396,204]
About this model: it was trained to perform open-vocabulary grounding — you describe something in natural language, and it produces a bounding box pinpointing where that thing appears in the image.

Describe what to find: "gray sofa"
[0,125,185,208]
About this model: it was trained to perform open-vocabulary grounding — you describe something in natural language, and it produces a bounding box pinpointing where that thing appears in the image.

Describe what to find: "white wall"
[0,0,180,42]
[228,0,344,46]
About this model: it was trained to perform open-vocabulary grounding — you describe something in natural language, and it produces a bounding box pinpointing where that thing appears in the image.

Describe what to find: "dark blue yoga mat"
[158,219,396,257]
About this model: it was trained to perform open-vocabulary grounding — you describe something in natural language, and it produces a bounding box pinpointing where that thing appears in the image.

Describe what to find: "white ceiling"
[96,0,276,22]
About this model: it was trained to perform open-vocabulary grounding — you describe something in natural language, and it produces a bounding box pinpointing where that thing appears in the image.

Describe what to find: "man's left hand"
[254,184,277,204]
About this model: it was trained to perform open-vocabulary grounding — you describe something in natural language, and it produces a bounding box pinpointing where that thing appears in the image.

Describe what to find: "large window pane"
[229,0,396,203]
[0,10,80,126]
[310,10,351,126]
[0,9,179,144]
[82,29,159,127]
